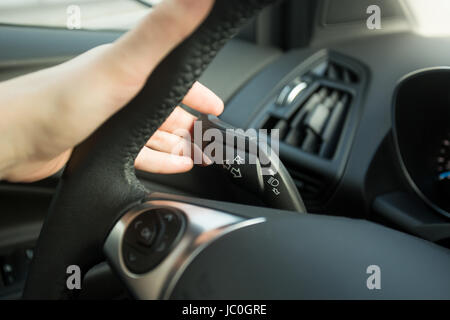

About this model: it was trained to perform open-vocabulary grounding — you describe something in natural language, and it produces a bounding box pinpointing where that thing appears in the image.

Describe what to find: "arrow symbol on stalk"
[230,167,242,178]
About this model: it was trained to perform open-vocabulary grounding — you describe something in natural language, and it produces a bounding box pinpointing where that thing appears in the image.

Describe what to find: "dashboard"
[1,25,450,298]
[221,32,450,243]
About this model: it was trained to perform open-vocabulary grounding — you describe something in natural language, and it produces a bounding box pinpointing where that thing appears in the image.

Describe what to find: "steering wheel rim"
[23,0,277,299]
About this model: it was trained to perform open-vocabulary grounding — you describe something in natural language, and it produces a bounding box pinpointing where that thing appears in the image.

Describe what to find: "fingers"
[182,82,224,116]
[107,0,215,82]
[157,81,224,135]
[146,129,212,166]
[141,80,223,172]
[146,130,190,154]
[135,146,193,174]
[159,106,197,134]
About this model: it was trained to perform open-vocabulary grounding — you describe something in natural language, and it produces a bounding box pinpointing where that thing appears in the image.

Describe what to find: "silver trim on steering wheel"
[103,200,265,300]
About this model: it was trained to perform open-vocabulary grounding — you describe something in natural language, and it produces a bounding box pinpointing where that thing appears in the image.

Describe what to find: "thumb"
[103,0,215,87]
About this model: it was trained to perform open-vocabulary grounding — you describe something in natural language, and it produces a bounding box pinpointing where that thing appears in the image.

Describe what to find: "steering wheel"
[23,0,450,299]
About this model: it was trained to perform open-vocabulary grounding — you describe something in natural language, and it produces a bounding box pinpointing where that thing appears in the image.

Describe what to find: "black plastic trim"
[244,50,369,211]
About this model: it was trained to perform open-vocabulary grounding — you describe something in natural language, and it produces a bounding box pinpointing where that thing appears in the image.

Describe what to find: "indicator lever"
[195,114,306,213]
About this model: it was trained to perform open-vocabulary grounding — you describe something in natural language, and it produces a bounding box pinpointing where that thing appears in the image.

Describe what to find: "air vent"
[263,85,351,159]
[312,61,359,84]
[256,53,364,212]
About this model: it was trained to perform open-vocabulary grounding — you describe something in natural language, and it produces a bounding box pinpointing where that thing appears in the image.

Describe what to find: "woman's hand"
[0,0,222,182]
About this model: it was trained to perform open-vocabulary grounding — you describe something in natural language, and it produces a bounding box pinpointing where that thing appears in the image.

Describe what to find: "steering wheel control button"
[158,210,184,243]
[159,209,180,236]
[126,249,138,263]
[138,226,155,246]
[156,209,184,251]
[136,220,157,247]
[125,211,160,249]
[122,208,186,274]
[1,263,15,286]
[122,245,151,274]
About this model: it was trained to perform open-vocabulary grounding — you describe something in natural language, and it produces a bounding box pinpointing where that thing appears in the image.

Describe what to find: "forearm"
[0,0,220,183]
[0,68,62,179]
[0,125,19,179]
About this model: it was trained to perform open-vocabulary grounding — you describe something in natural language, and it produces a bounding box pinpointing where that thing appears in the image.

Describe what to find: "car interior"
[0,0,449,300]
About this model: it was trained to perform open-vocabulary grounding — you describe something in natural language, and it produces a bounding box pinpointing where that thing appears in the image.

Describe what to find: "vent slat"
[284,127,301,146]
[273,119,289,139]
[320,94,349,158]
[263,85,351,159]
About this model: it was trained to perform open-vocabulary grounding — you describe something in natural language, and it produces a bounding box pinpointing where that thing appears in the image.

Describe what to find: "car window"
[0,0,158,30]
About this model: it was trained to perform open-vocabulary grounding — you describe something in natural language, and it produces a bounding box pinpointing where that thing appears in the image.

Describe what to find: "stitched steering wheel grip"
[23,0,278,299]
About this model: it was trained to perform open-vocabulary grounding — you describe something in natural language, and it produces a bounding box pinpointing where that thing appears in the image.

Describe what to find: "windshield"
[1,0,450,36]
[0,0,158,30]
[402,0,450,36]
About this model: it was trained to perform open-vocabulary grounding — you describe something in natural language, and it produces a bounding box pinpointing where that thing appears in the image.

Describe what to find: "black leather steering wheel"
[23,0,278,299]
[23,0,450,299]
